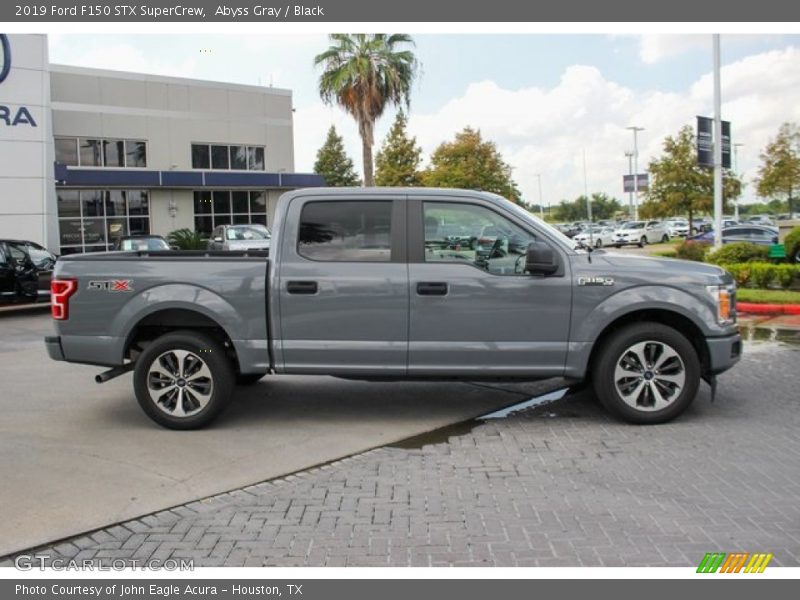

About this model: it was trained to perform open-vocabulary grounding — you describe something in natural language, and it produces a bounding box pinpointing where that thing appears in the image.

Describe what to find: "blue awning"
[54,164,325,188]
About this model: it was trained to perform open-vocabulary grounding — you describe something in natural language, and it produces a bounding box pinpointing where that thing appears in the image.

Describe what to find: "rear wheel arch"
[123,308,242,375]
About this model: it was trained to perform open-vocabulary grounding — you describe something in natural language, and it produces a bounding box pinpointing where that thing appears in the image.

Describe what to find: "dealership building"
[0,33,323,254]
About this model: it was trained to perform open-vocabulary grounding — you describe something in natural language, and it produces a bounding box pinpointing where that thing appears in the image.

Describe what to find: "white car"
[613,220,670,247]
[665,219,690,237]
[573,226,617,248]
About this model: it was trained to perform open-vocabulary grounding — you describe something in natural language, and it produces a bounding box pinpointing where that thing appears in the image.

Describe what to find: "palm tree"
[314,34,418,187]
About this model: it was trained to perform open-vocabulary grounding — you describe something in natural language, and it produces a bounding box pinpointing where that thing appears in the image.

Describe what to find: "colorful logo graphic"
[0,34,10,84]
[697,552,773,573]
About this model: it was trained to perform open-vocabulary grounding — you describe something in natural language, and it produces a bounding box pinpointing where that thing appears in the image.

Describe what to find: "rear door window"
[298,201,393,262]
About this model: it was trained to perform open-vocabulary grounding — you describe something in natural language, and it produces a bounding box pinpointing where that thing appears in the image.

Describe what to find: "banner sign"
[623,173,649,193]
[697,116,731,169]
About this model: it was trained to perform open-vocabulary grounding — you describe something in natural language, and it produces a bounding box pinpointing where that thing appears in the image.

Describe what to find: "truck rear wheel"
[592,323,700,424]
[133,330,234,429]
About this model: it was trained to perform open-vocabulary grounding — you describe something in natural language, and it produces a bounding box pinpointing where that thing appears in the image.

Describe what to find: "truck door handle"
[416,282,448,296]
[286,281,318,295]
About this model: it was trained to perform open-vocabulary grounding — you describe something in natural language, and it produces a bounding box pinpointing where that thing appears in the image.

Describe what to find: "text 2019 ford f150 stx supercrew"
[45,188,741,429]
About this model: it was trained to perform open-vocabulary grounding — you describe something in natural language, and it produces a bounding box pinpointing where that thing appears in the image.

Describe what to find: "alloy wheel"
[147,349,214,417]
[613,340,686,412]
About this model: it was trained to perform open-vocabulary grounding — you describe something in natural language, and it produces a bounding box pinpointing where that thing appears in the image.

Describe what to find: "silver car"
[207,224,271,252]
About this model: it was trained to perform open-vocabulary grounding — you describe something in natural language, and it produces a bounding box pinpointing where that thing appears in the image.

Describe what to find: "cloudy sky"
[49,33,800,207]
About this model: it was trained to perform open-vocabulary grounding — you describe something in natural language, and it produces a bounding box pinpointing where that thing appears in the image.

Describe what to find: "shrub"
[721,262,800,289]
[675,241,709,262]
[167,228,207,250]
[784,226,800,263]
[652,250,678,258]
[706,242,769,265]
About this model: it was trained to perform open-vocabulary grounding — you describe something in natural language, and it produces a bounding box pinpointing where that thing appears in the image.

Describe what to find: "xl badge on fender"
[88,280,134,292]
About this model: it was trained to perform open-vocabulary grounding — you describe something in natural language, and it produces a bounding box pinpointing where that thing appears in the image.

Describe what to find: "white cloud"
[639,34,710,64]
[294,45,800,207]
[49,42,198,79]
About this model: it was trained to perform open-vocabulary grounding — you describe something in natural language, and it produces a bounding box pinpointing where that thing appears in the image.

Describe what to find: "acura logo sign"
[0,34,10,84]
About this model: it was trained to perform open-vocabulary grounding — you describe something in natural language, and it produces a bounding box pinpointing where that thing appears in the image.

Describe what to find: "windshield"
[621,221,644,230]
[226,226,271,241]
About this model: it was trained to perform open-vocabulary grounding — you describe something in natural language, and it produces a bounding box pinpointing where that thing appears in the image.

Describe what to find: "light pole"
[712,34,723,249]
[733,142,744,221]
[627,126,644,221]
[625,150,634,219]
[534,173,544,220]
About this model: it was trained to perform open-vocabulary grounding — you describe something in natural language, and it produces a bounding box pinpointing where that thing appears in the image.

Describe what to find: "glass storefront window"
[125,141,147,167]
[57,189,150,254]
[193,190,269,235]
[230,145,248,170]
[55,138,79,166]
[213,191,230,214]
[211,145,230,169]
[248,146,265,171]
[103,140,125,167]
[232,191,249,213]
[79,139,103,167]
[191,144,210,169]
[250,191,266,212]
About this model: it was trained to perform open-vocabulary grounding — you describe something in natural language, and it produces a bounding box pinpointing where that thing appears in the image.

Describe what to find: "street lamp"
[626,126,644,220]
[625,150,634,219]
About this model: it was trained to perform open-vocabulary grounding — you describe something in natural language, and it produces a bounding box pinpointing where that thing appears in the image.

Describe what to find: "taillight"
[51,279,77,320]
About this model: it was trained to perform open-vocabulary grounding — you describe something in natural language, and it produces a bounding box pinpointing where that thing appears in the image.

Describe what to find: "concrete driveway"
[0,311,562,556]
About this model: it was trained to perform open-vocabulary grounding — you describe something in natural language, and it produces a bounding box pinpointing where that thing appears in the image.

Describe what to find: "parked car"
[746,215,775,227]
[207,224,272,252]
[113,235,174,252]
[46,187,741,429]
[0,239,57,303]
[573,226,617,248]
[687,225,780,246]
[665,219,690,237]
[554,223,580,238]
[613,220,670,247]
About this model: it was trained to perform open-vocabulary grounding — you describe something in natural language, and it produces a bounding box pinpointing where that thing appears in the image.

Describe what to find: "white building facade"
[0,34,322,254]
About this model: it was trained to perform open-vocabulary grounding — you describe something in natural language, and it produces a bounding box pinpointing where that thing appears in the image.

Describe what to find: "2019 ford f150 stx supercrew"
[45,188,741,429]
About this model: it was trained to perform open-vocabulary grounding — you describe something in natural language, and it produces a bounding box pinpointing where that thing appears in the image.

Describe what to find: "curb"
[737,302,800,316]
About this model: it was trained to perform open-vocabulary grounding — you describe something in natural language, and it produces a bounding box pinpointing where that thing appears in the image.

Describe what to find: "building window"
[193,190,268,235]
[57,189,150,254]
[191,143,266,171]
[55,137,147,168]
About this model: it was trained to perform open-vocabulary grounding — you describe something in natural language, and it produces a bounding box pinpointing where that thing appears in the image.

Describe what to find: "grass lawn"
[737,289,800,305]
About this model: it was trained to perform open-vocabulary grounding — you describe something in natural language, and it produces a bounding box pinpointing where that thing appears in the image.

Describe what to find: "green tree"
[553,193,622,222]
[645,125,742,231]
[375,110,423,186]
[755,122,800,216]
[314,34,418,187]
[314,126,360,187]
[422,127,521,203]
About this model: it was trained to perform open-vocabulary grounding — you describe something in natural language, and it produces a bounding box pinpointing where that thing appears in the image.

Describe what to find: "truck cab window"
[423,202,536,275]
[298,201,392,262]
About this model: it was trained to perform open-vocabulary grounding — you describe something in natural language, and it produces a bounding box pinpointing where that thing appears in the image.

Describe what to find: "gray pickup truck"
[46,188,741,429]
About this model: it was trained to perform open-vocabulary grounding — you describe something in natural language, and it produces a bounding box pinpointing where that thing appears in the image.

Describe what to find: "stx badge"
[88,280,133,292]
[577,276,614,286]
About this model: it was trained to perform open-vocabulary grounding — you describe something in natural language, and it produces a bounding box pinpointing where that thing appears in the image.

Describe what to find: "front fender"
[565,285,729,380]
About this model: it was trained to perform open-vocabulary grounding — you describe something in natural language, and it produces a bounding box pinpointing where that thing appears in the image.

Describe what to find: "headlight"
[706,283,736,325]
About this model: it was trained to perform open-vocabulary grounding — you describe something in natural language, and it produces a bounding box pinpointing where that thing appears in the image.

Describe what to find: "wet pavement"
[3,331,799,568]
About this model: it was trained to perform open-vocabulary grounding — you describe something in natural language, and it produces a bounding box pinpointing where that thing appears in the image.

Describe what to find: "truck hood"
[593,251,731,284]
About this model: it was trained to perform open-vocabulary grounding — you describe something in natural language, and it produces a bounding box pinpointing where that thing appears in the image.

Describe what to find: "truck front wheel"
[133,330,235,429]
[592,323,700,424]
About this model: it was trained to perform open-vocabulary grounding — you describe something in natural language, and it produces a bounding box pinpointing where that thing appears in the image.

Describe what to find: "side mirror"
[525,242,559,275]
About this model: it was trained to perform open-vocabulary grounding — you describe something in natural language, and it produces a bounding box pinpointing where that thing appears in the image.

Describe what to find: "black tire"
[661,234,670,243]
[591,322,700,424]
[236,373,266,386]
[595,238,603,248]
[638,236,647,247]
[133,330,235,429]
